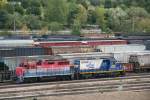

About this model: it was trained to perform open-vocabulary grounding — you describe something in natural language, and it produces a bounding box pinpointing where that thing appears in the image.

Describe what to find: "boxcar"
[45,46,95,55]
[129,53,150,72]
[36,40,127,47]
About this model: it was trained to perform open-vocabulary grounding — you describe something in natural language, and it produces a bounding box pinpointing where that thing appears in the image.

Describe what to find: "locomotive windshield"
[102,60,110,66]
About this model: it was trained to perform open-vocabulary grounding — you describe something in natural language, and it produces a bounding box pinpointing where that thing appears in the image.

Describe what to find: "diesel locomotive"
[15,58,124,83]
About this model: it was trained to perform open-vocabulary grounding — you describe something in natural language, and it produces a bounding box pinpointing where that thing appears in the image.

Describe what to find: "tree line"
[0,0,150,35]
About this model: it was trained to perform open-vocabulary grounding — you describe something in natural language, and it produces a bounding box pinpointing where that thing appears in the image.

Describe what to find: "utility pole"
[13,16,16,31]
[132,17,135,32]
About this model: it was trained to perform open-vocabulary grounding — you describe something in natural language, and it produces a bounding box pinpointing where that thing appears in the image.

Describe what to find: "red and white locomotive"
[16,59,73,83]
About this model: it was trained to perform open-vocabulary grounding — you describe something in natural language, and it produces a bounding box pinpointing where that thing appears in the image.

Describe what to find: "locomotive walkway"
[0,73,150,100]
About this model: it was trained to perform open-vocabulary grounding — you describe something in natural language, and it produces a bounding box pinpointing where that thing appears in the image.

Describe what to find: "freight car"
[36,40,127,47]
[0,61,11,82]
[15,57,124,83]
[45,46,96,55]
[129,53,150,72]
[0,40,34,47]
[96,44,146,53]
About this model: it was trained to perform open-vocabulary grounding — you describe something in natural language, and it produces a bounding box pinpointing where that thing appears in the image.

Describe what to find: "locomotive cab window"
[102,60,110,66]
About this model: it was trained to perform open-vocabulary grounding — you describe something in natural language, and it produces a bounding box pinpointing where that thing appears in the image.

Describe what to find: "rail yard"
[0,0,149,99]
[0,34,150,99]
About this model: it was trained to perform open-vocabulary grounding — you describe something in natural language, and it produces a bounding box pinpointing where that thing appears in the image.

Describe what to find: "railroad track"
[0,73,150,100]
[0,72,149,89]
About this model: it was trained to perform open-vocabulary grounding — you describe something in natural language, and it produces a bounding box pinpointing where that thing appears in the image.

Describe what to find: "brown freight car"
[44,46,96,55]
[36,40,127,47]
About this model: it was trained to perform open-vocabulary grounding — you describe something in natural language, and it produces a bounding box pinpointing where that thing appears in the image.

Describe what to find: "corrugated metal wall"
[15,47,47,56]
[0,47,48,57]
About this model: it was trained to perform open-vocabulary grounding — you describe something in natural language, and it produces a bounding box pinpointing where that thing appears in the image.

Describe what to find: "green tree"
[104,0,112,8]
[46,0,69,24]
[87,5,96,24]
[21,0,31,9]
[6,12,24,29]
[3,3,14,14]
[107,7,128,32]
[26,7,41,15]
[21,0,41,8]
[127,7,149,18]
[75,4,88,25]
[76,0,90,9]
[67,1,78,25]
[95,7,106,31]
[122,0,150,13]
[137,18,150,32]
[23,15,43,30]
[126,7,149,32]
[90,0,100,6]
[71,19,81,35]
[0,0,7,8]
[0,9,10,29]
[14,4,24,15]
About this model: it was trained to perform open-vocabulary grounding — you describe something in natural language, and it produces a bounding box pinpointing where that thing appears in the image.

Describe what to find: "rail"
[0,73,150,99]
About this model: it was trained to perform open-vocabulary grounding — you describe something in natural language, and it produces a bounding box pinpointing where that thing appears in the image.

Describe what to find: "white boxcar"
[113,51,150,63]
[58,52,113,59]
[130,53,150,67]
[96,44,146,53]
[79,59,103,70]
[113,52,135,63]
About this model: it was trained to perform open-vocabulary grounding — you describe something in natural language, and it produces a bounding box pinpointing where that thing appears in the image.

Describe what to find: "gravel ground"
[30,90,150,100]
